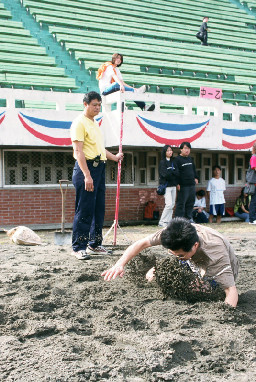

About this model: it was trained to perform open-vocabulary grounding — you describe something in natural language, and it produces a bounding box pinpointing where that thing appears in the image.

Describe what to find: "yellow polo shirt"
[70,114,107,161]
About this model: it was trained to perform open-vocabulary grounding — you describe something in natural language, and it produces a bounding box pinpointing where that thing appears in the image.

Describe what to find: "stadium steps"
[1,73,76,91]
[36,14,256,52]
[25,0,256,30]
[27,7,256,48]
[22,0,256,29]
[1,0,93,92]
[3,0,256,106]
[240,0,256,28]
[21,0,256,105]
[0,63,65,76]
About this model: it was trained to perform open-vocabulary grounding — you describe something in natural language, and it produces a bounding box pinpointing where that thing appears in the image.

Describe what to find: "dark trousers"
[192,210,209,223]
[102,82,146,110]
[249,191,256,223]
[175,185,196,220]
[201,32,208,45]
[72,161,106,252]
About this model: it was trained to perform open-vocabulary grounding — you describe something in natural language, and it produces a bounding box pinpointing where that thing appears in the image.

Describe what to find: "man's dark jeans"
[72,160,106,252]
[249,191,256,223]
[175,185,196,220]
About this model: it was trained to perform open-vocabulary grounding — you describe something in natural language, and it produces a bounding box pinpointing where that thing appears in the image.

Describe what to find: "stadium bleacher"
[1,0,256,105]
[15,0,256,105]
[0,0,77,92]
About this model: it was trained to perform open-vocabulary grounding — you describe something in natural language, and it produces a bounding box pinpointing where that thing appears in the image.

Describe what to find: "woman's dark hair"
[161,145,173,160]
[161,217,199,252]
[241,187,247,197]
[83,91,101,104]
[196,189,205,197]
[180,141,191,149]
[112,53,123,67]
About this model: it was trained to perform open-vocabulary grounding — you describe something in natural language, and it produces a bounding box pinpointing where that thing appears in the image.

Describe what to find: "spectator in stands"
[174,142,198,221]
[207,165,226,224]
[192,189,209,223]
[101,217,239,307]
[234,187,250,223]
[97,53,155,111]
[196,17,209,46]
[158,145,179,227]
[70,91,123,260]
[248,142,256,224]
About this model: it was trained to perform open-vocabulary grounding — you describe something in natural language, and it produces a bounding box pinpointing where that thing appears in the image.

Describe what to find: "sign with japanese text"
[200,86,222,100]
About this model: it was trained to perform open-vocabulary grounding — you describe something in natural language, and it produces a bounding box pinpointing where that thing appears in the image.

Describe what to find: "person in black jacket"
[158,145,179,227]
[197,16,209,46]
[174,142,198,221]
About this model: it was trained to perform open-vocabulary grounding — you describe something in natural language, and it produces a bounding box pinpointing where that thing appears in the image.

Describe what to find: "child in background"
[207,165,226,224]
[193,189,209,223]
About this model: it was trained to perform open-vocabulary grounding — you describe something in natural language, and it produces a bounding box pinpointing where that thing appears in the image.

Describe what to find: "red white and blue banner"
[136,115,210,146]
[0,108,104,147]
[0,105,254,151]
[18,112,72,146]
[17,113,103,146]
[222,126,256,150]
[0,110,5,124]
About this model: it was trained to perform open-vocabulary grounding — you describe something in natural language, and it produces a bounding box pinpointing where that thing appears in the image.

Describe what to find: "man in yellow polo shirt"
[70,91,123,260]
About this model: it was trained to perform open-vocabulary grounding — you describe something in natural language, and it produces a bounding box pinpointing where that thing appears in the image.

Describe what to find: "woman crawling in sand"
[101,217,239,307]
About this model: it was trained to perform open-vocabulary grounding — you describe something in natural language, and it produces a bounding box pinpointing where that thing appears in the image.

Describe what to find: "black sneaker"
[146,104,155,111]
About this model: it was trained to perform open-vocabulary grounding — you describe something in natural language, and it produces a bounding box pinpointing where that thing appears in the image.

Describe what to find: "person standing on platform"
[70,91,123,260]
[197,17,209,46]
[174,142,198,221]
[158,145,179,227]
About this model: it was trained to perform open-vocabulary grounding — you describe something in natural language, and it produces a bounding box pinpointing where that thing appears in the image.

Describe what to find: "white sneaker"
[72,250,91,260]
[135,85,146,94]
[86,245,111,255]
[249,220,256,225]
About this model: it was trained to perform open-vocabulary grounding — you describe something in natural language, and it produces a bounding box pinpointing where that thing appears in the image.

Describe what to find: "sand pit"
[0,223,256,381]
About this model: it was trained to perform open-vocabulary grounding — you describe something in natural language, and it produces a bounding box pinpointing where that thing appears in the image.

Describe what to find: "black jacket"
[159,158,179,187]
[199,21,208,34]
[174,155,198,186]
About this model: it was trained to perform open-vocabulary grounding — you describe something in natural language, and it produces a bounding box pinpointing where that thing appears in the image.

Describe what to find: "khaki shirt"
[70,114,107,161]
[147,224,239,290]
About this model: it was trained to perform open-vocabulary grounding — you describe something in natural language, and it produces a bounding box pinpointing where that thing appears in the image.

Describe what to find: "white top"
[207,177,226,204]
[194,196,206,208]
[99,65,123,93]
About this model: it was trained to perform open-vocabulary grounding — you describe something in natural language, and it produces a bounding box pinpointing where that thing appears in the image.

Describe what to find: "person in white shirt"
[193,189,209,223]
[207,165,226,224]
[97,53,155,111]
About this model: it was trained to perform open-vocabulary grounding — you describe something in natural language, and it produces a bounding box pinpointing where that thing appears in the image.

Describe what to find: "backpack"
[144,201,156,220]
[96,62,118,81]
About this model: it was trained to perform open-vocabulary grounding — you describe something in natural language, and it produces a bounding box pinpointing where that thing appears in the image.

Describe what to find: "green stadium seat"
[2,74,77,90]
[2,0,256,99]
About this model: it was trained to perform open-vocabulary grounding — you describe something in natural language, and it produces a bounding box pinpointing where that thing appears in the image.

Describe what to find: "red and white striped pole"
[113,101,124,245]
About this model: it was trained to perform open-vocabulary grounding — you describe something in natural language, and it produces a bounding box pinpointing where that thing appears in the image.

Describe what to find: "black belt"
[86,159,106,163]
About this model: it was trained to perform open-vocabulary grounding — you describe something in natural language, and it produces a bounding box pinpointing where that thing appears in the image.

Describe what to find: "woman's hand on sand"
[101,264,125,281]
[146,267,155,282]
